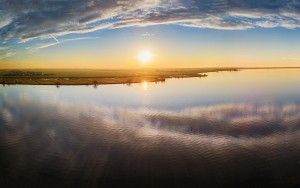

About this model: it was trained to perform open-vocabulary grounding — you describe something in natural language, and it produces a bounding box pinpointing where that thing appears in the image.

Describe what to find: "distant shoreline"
[0,67,299,86]
[0,68,236,86]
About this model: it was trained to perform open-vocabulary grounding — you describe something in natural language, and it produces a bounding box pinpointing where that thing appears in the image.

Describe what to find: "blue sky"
[1,0,300,68]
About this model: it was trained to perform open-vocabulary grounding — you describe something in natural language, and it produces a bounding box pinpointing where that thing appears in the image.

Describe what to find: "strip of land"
[0,68,240,85]
[1,67,298,86]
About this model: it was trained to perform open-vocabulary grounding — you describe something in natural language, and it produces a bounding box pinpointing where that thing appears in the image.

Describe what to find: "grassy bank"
[0,68,238,85]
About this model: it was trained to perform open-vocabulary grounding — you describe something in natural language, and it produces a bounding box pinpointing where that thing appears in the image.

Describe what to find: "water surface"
[1,69,300,187]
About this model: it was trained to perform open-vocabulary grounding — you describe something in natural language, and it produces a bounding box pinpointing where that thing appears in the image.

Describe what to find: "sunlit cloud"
[2,0,300,58]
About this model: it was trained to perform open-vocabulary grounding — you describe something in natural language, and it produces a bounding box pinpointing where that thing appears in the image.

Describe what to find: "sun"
[137,50,154,64]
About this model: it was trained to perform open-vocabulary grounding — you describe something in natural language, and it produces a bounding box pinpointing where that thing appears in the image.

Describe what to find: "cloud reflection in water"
[1,95,300,187]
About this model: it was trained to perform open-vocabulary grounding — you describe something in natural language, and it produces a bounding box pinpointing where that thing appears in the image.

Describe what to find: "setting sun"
[137,50,154,64]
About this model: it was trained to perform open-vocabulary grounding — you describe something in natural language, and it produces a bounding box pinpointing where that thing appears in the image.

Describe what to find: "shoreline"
[1,67,299,86]
[0,68,237,86]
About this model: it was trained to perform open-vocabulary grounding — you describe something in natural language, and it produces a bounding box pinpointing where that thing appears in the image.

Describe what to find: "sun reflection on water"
[142,81,148,91]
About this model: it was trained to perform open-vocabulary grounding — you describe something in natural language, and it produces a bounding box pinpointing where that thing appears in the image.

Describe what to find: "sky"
[1,0,300,69]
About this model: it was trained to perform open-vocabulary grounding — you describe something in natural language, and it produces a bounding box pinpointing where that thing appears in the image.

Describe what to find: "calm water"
[1,69,300,187]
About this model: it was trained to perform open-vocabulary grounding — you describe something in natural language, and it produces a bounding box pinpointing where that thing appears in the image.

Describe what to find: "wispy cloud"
[50,35,59,43]
[0,47,16,60]
[30,36,101,52]
[2,0,300,58]
[33,35,59,50]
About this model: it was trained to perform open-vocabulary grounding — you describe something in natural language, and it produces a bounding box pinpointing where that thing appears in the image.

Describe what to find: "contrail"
[50,34,59,43]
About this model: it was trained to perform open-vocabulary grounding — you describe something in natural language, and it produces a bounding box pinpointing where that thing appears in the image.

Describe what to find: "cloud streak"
[30,36,101,51]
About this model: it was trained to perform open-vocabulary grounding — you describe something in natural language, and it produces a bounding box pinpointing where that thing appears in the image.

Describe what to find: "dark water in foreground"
[1,69,300,187]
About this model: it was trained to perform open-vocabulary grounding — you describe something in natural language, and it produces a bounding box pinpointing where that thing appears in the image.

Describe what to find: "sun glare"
[142,81,148,90]
[138,50,154,64]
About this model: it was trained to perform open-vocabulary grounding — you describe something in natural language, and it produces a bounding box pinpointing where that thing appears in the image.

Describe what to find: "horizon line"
[1,66,300,71]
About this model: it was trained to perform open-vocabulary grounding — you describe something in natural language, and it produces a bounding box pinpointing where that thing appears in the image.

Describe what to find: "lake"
[1,69,300,187]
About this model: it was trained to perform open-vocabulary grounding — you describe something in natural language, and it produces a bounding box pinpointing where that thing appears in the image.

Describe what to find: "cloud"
[28,36,101,52]
[0,0,160,42]
[1,0,300,58]
[0,47,16,60]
